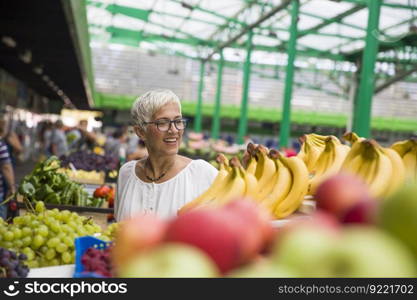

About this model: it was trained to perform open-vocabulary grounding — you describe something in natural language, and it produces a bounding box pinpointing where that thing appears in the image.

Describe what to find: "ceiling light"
[19,49,32,64]
[33,66,43,75]
[1,36,16,48]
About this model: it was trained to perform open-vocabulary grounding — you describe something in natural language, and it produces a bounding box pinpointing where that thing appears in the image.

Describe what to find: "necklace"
[144,159,175,182]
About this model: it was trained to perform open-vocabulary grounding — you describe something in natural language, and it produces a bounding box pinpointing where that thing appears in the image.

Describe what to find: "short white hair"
[131,89,181,129]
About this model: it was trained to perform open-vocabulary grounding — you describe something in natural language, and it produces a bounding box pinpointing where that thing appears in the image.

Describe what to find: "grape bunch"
[0,201,102,268]
[81,246,113,277]
[101,223,119,241]
[0,247,29,278]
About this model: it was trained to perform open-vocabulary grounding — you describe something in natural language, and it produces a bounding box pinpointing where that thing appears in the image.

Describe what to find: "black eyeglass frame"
[142,118,188,132]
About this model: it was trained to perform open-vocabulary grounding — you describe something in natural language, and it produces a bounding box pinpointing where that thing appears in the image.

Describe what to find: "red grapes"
[0,247,29,278]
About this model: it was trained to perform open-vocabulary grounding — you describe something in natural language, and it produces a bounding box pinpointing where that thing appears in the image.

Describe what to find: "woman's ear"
[134,125,146,141]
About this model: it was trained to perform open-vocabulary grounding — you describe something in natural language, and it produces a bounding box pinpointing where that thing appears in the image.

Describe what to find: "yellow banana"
[274,155,309,219]
[245,143,258,175]
[300,139,323,173]
[383,148,406,196]
[340,139,366,171]
[178,153,230,214]
[359,140,393,199]
[214,157,247,206]
[246,156,257,175]
[236,160,260,202]
[342,132,365,145]
[259,150,292,214]
[403,146,417,182]
[254,145,277,191]
[391,139,417,157]
[308,138,350,195]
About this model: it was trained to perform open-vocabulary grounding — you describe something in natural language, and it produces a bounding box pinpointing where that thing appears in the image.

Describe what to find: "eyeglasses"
[143,118,188,132]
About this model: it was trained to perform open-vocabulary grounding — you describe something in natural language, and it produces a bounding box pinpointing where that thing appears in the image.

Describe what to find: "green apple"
[378,182,417,260]
[227,260,297,278]
[331,227,416,277]
[271,226,338,277]
[118,243,219,278]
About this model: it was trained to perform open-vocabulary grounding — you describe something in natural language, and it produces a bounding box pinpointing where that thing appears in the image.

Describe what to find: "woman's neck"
[146,154,177,178]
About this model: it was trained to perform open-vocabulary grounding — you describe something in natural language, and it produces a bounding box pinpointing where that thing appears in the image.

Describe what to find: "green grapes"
[0,201,103,268]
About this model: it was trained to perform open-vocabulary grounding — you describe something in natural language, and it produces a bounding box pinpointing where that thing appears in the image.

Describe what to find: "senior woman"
[115,89,218,221]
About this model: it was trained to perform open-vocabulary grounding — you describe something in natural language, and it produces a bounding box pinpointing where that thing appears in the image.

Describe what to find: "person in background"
[126,139,148,161]
[104,127,128,158]
[0,124,16,220]
[50,120,68,158]
[115,89,218,221]
[78,120,97,150]
[40,121,53,157]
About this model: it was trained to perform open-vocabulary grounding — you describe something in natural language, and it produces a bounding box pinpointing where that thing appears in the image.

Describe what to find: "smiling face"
[135,102,184,157]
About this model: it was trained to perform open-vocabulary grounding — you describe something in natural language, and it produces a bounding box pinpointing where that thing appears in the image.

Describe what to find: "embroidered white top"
[115,159,218,221]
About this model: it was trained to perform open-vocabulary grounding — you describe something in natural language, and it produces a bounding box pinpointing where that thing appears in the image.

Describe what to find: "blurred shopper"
[126,139,148,161]
[104,127,128,158]
[115,89,218,221]
[0,125,16,220]
[50,120,68,158]
[67,120,97,152]
[40,121,53,158]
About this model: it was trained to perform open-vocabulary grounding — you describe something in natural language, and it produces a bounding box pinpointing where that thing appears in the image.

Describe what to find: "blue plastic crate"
[73,236,112,278]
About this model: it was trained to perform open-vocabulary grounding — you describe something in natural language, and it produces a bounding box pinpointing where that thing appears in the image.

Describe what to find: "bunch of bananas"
[307,136,350,195]
[179,144,310,220]
[339,135,405,198]
[391,138,417,182]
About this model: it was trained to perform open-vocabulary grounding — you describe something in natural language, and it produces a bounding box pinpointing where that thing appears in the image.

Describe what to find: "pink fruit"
[224,199,274,259]
[315,173,372,218]
[341,199,377,224]
[112,214,168,270]
[165,208,244,274]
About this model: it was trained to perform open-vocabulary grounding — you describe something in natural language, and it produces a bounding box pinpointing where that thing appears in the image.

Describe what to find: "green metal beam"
[342,0,417,10]
[279,0,300,148]
[206,0,292,61]
[194,60,206,133]
[211,51,224,140]
[298,5,366,38]
[352,0,382,137]
[169,0,246,26]
[237,30,253,145]
[375,64,417,94]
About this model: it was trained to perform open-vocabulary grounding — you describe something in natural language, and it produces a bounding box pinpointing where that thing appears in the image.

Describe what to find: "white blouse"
[115,159,218,221]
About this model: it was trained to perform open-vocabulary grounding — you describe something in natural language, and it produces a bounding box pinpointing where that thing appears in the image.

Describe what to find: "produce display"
[18,156,105,208]
[58,169,105,185]
[179,145,310,219]
[81,246,113,277]
[180,132,414,220]
[60,151,119,172]
[0,201,102,268]
[0,246,29,278]
[1,131,415,278]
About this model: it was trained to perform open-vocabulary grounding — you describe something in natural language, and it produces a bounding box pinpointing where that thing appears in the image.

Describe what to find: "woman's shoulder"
[186,159,218,176]
[119,160,138,176]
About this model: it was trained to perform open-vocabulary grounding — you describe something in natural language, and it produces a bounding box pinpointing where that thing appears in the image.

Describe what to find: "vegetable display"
[18,156,105,208]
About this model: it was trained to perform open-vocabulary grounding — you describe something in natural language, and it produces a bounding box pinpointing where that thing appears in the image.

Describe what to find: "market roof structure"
[85,0,417,146]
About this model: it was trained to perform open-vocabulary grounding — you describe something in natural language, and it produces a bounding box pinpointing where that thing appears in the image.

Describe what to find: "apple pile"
[266,173,417,278]
[111,199,275,277]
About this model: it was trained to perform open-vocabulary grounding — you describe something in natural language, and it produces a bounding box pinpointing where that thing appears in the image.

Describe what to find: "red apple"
[224,199,274,259]
[315,173,372,219]
[341,199,378,224]
[111,214,168,270]
[165,208,246,274]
